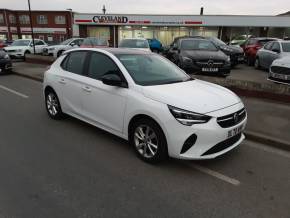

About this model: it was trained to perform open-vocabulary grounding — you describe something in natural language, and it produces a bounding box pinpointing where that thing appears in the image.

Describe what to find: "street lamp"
[27,0,36,54]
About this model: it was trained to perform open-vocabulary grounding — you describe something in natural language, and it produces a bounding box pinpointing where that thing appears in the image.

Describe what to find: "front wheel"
[45,90,64,120]
[130,118,168,164]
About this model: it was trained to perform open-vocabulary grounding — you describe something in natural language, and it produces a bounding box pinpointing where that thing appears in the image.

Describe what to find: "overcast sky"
[1,0,289,15]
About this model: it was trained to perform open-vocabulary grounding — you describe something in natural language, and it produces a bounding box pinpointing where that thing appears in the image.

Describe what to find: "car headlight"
[49,47,55,51]
[16,49,23,52]
[226,56,231,63]
[222,47,233,52]
[4,54,10,59]
[168,105,211,126]
[182,56,193,64]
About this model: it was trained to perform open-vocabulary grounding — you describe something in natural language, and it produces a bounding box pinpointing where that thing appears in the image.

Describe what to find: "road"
[0,74,289,218]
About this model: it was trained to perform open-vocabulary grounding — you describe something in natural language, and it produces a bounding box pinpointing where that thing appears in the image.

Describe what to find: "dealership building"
[73,13,290,46]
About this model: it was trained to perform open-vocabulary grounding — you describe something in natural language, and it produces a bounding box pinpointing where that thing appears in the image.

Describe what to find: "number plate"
[227,124,244,138]
[238,56,244,61]
[202,68,218,72]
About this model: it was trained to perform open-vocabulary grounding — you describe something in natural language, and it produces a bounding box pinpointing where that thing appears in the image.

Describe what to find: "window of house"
[19,15,30,24]
[55,15,66,24]
[0,14,4,24]
[37,15,48,24]
[9,14,16,24]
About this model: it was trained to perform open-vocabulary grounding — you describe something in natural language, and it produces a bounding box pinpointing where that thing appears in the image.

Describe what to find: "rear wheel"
[23,50,30,61]
[45,90,64,120]
[129,118,168,164]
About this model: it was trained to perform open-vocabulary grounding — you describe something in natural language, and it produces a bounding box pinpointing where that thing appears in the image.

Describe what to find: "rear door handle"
[58,78,66,84]
[82,86,92,93]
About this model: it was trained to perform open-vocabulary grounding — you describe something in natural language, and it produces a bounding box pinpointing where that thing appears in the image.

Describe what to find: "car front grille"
[6,50,16,53]
[270,66,290,76]
[202,133,242,156]
[195,59,224,68]
[217,108,246,128]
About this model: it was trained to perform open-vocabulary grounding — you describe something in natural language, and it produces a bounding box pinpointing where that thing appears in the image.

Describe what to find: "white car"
[119,38,151,52]
[268,56,290,85]
[43,48,247,163]
[4,39,47,59]
[43,38,84,58]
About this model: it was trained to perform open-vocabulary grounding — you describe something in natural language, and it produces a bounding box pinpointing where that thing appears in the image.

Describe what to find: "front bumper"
[0,59,12,73]
[6,51,25,59]
[164,102,247,160]
[268,67,290,85]
[182,60,231,74]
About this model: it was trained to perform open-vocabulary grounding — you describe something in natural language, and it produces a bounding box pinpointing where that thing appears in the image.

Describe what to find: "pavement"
[9,61,290,151]
[0,75,290,218]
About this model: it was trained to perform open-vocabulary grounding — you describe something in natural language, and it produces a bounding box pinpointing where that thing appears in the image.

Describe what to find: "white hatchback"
[43,48,247,163]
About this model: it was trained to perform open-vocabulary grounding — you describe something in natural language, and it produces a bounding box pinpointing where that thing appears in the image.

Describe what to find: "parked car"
[168,37,231,76]
[230,35,254,47]
[43,48,247,163]
[119,38,151,52]
[4,39,47,59]
[147,38,163,53]
[268,56,290,85]
[0,49,12,74]
[244,37,279,66]
[80,37,109,48]
[43,38,84,58]
[255,40,290,70]
[206,37,244,66]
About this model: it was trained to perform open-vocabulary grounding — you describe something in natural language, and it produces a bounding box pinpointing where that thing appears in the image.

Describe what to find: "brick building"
[0,9,73,43]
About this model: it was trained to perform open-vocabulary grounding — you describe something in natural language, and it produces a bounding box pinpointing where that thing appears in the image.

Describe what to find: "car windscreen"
[210,37,226,46]
[82,38,107,46]
[116,54,192,86]
[258,39,275,46]
[11,40,30,46]
[180,40,218,51]
[119,39,149,48]
[281,42,290,52]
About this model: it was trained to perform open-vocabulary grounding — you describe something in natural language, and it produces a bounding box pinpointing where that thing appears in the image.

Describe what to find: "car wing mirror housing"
[101,73,128,88]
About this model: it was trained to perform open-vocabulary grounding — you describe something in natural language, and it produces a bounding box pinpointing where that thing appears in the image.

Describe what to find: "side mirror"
[272,49,280,53]
[70,42,76,46]
[101,73,128,88]
[30,44,34,47]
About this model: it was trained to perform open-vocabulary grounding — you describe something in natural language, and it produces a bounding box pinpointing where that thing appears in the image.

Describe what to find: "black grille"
[268,76,290,84]
[217,108,246,128]
[271,66,290,76]
[202,133,242,156]
[195,59,225,68]
[180,134,197,154]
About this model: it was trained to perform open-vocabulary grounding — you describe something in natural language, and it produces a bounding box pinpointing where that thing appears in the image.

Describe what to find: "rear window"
[282,42,290,52]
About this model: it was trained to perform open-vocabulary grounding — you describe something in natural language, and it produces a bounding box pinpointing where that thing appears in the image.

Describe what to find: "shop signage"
[93,15,128,24]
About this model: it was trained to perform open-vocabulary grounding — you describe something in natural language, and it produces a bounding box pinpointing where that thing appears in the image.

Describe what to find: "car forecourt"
[73,13,290,47]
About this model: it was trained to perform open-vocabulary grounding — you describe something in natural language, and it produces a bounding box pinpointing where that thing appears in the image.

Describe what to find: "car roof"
[66,47,152,55]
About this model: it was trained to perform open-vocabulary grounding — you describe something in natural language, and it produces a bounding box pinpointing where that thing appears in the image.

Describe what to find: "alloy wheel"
[134,125,159,159]
[46,93,59,116]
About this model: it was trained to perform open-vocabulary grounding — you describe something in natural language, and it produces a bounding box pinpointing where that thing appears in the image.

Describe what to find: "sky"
[1,0,290,15]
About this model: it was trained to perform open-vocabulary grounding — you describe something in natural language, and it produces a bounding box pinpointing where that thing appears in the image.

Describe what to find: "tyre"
[45,89,64,120]
[254,58,260,69]
[23,50,30,61]
[129,118,168,163]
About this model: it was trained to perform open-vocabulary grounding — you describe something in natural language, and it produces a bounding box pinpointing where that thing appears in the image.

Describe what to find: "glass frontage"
[87,26,110,41]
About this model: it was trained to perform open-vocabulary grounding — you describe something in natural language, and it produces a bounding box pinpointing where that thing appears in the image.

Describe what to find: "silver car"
[255,40,290,69]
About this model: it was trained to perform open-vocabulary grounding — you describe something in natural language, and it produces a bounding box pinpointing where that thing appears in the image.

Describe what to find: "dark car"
[244,37,279,66]
[147,38,163,53]
[169,38,231,76]
[0,49,12,74]
[207,37,244,66]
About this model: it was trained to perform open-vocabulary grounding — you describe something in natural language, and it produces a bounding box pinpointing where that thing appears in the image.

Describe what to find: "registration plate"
[238,56,244,61]
[202,68,218,72]
[271,73,290,80]
[228,124,244,138]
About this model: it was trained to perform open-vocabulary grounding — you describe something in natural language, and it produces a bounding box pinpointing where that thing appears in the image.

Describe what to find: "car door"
[81,52,128,133]
[34,40,46,53]
[266,42,281,68]
[259,42,273,68]
[58,51,88,117]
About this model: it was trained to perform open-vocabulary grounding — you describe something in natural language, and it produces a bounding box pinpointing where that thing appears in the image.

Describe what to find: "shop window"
[22,35,32,39]
[12,34,18,40]
[9,14,16,24]
[55,15,66,24]
[0,14,4,24]
[19,15,30,24]
[37,15,48,24]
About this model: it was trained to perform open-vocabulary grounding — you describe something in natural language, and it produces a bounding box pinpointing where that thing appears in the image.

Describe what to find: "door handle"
[82,86,92,93]
[58,78,66,84]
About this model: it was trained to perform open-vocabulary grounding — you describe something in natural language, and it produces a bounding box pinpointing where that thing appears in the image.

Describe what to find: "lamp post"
[28,0,36,54]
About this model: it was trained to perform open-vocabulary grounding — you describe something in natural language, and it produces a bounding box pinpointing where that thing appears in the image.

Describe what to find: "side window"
[35,40,44,46]
[87,52,120,80]
[65,51,87,75]
[264,42,273,50]
[271,42,281,52]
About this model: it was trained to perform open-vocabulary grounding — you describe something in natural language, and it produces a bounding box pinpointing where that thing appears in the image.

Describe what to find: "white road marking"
[190,164,241,186]
[245,141,290,159]
[0,84,29,99]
